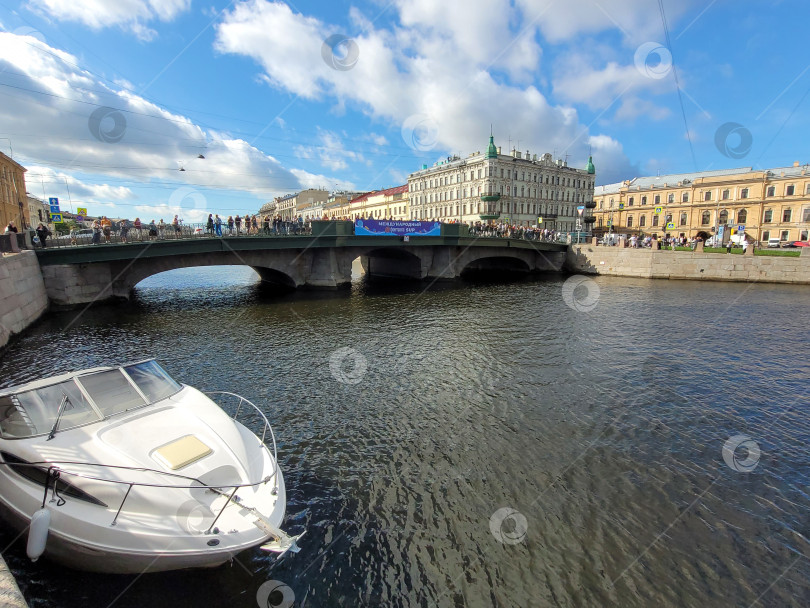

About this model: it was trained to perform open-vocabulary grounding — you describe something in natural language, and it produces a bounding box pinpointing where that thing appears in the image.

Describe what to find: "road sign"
[49,205,60,213]
[77,207,87,216]
[606,220,612,227]
[737,225,745,232]
[654,206,663,214]
[618,203,624,209]
[537,217,543,224]
[577,206,585,215]
[51,213,63,223]
[666,222,675,230]
[48,197,58,205]
[75,215,84,223]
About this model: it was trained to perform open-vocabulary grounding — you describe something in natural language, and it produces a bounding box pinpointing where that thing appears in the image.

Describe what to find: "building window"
[665,214,673,223]
[640,215,646,227]
[719,210,728,224]
[738,209,747,223]
[764,209,773,223]
[783,208,792,222]
[627,215,633,227]
[628,196,634,206]
[704,191,712,201]
[740,188,749,199]
[801,230,808,241]
[786,185,795,196]
[701,211,711,225]
[680,212,688,226]
[781,230,789,241]
[767,186,775,197]
[722,189,729,200]
[599,201,603,210]
[803,208,810,222]
[654,195,661,204]
[762,231,770,241]
[682,192,689,202]
[652,215,659,226]
[668,194,674,203]
[641,196,647,205]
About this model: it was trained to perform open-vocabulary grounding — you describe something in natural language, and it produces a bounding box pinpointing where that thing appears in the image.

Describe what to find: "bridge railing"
[41,221,314,249]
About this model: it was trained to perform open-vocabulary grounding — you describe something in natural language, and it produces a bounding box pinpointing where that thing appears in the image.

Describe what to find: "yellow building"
[0,152,28,230]
[593,163,810,244]
[347,185,409,220]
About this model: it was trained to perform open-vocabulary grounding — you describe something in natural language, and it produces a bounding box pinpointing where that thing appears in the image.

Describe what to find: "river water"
[0,266,808,607]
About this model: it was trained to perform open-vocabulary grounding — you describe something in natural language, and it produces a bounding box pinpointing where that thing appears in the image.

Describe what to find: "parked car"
[781,241,798,248]
[792,240,810,247]
[767,237,781,248]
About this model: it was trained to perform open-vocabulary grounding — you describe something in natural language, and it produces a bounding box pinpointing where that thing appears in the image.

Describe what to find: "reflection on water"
[1,266,809,607]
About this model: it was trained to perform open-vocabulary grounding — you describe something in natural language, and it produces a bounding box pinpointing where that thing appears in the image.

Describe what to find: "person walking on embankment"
[35,223,51,248]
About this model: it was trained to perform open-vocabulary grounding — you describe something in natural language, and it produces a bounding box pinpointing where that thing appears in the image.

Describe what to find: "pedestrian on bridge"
[215,215,223,236]
[206,214,214,235]
[35,223,51,248]
[235,215,241,235]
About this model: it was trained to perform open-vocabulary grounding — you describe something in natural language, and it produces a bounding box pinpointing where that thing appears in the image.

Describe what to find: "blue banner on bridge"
[354,219,441,236]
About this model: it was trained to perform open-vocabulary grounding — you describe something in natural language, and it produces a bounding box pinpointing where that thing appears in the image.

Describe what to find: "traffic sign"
[75,215,84,223]
[606,220,612,226]
[51,213,63,223]
[577,206,585,215]
[537,217,543,224]
[77,207,87,216]
[666,222,675,230]
[618,203,624,209]
[737,225,745,232]
[49,205,60,213]
[48,197,58,205]
[654,206,663,214]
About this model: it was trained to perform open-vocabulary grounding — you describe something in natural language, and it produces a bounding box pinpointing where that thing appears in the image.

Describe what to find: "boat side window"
[78,370,147,417]
[123,361,182,403]
[11,381,99,437]
[0,395,36,438]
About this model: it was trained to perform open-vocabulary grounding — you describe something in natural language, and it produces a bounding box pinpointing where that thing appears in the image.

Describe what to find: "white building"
[407,135,596,231]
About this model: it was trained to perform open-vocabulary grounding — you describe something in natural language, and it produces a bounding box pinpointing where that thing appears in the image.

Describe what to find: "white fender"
[26,508,51,562]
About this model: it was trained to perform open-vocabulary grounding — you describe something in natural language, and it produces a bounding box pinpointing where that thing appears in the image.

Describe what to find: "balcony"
[481,193,501,202]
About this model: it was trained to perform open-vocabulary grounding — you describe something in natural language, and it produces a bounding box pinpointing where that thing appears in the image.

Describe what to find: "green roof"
[586,156,595,174]
[486,135,498,159]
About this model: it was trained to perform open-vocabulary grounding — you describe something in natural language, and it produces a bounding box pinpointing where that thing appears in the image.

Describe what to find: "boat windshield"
[0,361,183,439]
[1,380,100,438]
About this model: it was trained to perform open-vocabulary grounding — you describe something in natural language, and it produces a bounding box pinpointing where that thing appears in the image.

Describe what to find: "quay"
[0,553,27,608]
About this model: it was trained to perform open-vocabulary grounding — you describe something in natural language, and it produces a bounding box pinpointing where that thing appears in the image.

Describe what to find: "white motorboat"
[0,359,302,573]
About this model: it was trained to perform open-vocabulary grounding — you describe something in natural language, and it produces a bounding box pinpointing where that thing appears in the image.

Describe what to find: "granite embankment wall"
[0,251,49,350]
[567,245,810,284]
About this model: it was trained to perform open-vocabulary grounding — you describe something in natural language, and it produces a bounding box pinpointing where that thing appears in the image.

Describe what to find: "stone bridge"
[34,222,567,308]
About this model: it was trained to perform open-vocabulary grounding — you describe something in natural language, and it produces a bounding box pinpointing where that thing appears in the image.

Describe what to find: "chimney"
[497,146,501,154]
[794,161,800,167]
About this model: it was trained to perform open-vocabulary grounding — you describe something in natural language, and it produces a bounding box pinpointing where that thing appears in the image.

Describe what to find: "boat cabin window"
[1,381,100,438]
[77,369,147,416]
[124,360,182,403]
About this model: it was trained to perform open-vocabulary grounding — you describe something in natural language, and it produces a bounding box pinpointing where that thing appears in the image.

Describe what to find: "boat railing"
[202,391,278,465]
[0,458,279,533]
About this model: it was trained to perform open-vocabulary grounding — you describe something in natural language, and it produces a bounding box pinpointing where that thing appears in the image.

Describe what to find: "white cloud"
[0,32,320,216]
[28,0,191,39]
[25,166,135,203]
[214,0,636,179]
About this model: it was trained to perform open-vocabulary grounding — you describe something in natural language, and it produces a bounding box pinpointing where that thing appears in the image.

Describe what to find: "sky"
[0,0,808,223]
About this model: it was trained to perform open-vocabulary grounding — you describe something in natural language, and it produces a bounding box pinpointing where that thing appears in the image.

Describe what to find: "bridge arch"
[119,252,301,295]
[357,247,425,281]
[460,255,531,278]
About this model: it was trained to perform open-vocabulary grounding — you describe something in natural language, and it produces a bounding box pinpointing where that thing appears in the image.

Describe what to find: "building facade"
[26,194,50,229]
[347,185,408,220]
[593,163,810,244]
[1,152,28,229]
[407,136,596,231]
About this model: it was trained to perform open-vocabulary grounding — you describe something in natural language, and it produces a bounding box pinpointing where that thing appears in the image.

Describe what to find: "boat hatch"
[152,435,213,470]
[0,360,183,439]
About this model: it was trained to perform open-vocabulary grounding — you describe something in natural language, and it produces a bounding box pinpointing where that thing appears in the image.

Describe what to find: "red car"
[793,241,810,247]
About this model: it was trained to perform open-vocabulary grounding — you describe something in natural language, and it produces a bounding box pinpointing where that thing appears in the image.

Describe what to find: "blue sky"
[0,0,807,223]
